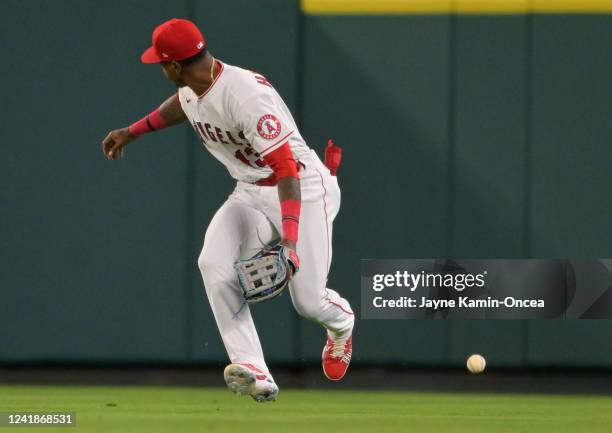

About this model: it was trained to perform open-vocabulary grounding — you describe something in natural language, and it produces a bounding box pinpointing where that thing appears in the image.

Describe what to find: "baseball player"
[101,18,354,402]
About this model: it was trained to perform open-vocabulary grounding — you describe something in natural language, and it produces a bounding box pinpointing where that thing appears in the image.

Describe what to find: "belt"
[253,162,305,187]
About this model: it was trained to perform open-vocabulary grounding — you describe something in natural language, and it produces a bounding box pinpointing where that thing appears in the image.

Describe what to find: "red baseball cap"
[141,18,206,64]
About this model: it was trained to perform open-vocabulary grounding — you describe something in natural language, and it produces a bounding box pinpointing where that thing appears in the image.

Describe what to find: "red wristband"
[128,108,168,137]
[281,199,301,243]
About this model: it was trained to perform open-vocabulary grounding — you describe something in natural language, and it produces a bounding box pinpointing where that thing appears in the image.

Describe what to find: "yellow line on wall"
[459,1,528,13]
[302,0,452,14]
[301,0,612,14]
[533,0,612,12]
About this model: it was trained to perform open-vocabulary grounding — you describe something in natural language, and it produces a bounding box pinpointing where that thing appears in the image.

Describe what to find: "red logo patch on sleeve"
[257,114,282,140]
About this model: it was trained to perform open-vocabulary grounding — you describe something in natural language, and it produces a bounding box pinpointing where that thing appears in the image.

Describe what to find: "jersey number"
[235,149,266,168]
[254,74,272,88]
[193,122,266,169]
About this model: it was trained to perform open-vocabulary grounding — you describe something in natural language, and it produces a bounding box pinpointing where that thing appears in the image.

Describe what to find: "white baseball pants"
[197,150,354,375]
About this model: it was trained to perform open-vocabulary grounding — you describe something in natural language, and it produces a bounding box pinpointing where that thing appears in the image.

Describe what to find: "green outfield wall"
[1,0,611,368]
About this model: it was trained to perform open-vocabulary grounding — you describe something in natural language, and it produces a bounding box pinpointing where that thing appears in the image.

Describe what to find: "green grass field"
[0,386,610,433]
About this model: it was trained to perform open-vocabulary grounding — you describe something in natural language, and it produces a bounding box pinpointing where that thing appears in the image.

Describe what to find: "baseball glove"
[234,245,299,304]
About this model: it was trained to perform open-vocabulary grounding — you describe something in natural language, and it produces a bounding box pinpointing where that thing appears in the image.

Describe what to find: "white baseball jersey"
[177,60,310,183]
[180,60,355,378]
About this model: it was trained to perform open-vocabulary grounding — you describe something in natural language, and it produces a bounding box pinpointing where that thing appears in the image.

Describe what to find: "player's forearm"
[276,176,301,248]
[128,93,186,138]
[277,176,300,202]
[262,143,301,247]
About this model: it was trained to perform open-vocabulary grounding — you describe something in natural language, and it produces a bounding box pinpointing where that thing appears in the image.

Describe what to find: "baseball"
[466,354,486,374]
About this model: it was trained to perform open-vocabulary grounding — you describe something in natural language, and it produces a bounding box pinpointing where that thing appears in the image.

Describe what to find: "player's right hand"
[101,127,134,160]
[278,240,299,276]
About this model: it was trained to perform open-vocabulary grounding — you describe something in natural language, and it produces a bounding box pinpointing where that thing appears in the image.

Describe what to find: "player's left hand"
[234,243,298,304]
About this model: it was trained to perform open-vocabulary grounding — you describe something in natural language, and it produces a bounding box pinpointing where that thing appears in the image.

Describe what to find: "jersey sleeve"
[176,87,188,110]
[233,86,296,158]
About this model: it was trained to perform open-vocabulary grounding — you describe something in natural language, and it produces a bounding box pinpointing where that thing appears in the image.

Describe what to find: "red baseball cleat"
[322,334,353,381]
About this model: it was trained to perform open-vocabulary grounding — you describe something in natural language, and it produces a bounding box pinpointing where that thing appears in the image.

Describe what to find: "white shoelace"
[330,336,350,359]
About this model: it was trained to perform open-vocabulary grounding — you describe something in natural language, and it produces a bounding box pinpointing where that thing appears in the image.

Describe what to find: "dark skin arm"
[101,93,187,160]
[277,176,301,252]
